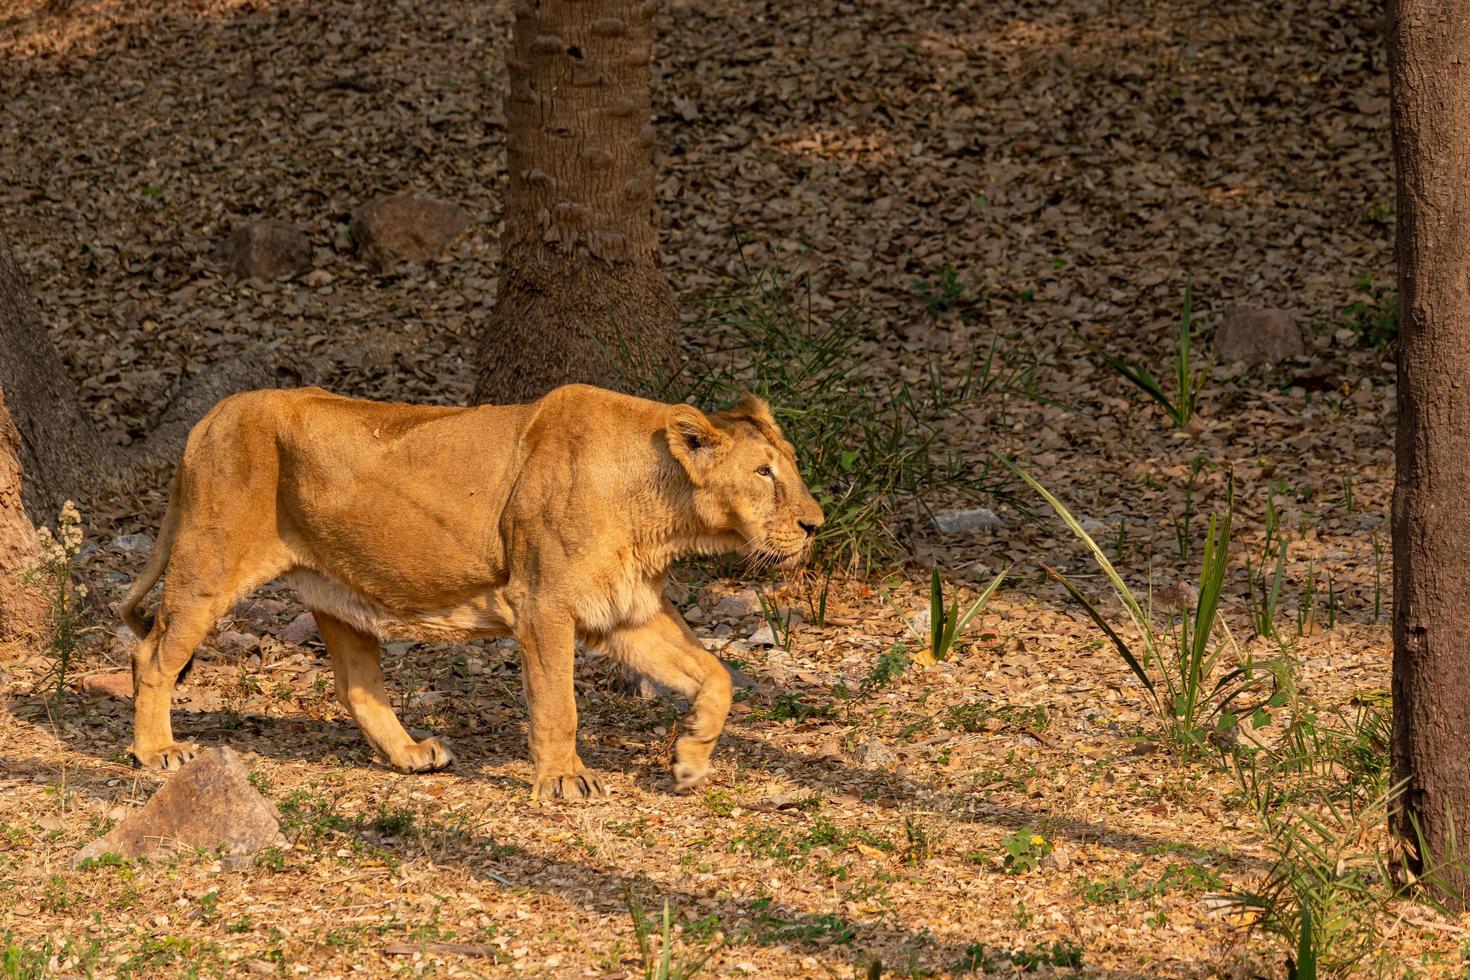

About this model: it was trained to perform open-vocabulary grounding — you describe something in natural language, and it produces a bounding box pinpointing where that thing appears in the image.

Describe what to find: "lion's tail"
[119,486,181,640]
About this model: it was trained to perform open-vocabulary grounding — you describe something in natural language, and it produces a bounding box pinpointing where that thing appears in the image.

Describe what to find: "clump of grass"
[1222,698,1398,974]
[1009,460,1285,748]
[625,891,718,980]
[642,269,1034,572]
[923,565,1007,661]
[1072,279,1205,427]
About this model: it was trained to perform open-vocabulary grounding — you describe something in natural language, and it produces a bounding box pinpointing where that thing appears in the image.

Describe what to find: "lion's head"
[667,393,824,565]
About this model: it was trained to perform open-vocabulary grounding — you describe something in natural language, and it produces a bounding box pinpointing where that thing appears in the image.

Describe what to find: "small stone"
[302,268,335,287]
[72,747,284,866]
[280,612,316,646]
[112,624,139,656]
[908,609,932,634]
[350,192,469,272]
[1213,307,1305,366]
[727,664,758,690]
[79,671,133,700]
[110,532,155,555]
[748,624,778,647]
[711,589,761,620]
[217,630,259,654]
[217,219,311,281]
[933,507,1004,534]
[854,739,897,766]
[683,605,705,624]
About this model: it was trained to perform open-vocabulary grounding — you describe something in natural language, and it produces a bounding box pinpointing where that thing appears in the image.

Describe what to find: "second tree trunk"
[474,0,677,405]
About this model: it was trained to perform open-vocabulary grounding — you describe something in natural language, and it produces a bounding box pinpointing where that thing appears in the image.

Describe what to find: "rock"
[280,612,316,646]
[854,739,897,766]
[748,624,778,647]
[727,664,758,690]
[933,507,1004,534]
[908,609,932,635]
[111,623,139,656]
[216,630,259,654]
[79,671,133,700]
[1213,307,1304,366]
[228,598,286,632]
[350,192,469,271]
[110,532,154,555]
[683,605,705,624]
[72,747,284,866]
[218,219,311,281]
[711,589,761,620]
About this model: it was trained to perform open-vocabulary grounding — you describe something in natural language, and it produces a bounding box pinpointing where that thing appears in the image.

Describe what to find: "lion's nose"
[799,520,818,538]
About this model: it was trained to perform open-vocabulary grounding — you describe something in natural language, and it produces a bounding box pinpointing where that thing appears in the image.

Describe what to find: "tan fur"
[118,384,823,799]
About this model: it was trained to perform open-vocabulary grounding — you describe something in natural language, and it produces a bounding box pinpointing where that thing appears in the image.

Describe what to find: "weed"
[1078,861,1223,904]
[1013,461,1285,747]
[946,701,1049,735]
[753,693,833,723]
[1338,288,1398,348]
[920,565,1007,661]
[1000,829,1053,875]
[731,817,891,867]
[743,898,857,946]
[903,816,939,865]
[755,590,794,652]
[22,501,87,702]
[861,645,911,694]
[1245,489,1288,639]
[369,805,417,837]
[625,891,718,980]
[911,264,966,313]
[1174,454,1213,561]
[957,940,1084,973]
[1073,279,1205,427]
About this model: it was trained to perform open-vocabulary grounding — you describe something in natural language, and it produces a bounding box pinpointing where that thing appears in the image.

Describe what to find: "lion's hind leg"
[130,549,288,770]
[603,598,733,793]
[315,612,453,773]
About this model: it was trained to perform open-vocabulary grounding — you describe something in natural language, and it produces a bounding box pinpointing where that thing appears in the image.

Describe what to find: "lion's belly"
[285,570,513,643]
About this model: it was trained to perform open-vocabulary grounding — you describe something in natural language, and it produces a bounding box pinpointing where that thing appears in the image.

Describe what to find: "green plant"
[921,565,1007,661]
[1174,454,1213,561]
[626,892,717,980]
[743,898,857,946]
[957,940,1084,973]
[1000,829,1053,874]
[755,590,794,652]
[1338,291,1399,348]
[1011,461,1284,746]
[1245,491,1289,639]
[1072,279,1205,427]
[911,264,965,313]
[23,501,87,702]
[635,269,1032,571]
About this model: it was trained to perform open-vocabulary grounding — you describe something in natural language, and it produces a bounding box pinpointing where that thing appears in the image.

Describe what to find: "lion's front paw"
[531,770,609,802]
[672,760,709,793]
[390,737,455,774]
[131,741,198,771]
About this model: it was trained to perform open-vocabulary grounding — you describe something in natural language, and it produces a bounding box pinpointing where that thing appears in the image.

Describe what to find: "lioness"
[118,384,822,799]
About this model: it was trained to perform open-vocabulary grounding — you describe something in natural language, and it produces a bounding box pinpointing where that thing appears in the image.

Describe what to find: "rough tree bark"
[472,0,678,405]
[0,389,45,641]
[0,228,283,644]
[1389,0,1470,904]
[0,228,105,521]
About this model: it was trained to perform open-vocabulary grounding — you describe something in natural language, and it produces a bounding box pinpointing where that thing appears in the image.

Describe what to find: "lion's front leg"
[606,598,733,793]
[516,609,608,801]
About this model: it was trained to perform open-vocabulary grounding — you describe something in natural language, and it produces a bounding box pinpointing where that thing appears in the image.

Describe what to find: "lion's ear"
[667,405,727,485]
[731,392,776,428]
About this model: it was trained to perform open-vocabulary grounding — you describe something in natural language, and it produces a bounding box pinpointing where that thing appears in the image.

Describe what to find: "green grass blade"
[1042,564,1158,707]
[1002,456,1152,638]
[930,567,944,655]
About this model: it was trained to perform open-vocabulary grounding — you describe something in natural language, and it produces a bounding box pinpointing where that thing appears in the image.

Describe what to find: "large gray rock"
[350,192,469,271]
[218,219,311,281]
[73,747,283,866]
[1213,307,1305,366]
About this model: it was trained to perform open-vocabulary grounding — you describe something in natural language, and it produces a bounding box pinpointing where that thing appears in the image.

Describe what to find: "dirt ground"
[0,0,1458,976]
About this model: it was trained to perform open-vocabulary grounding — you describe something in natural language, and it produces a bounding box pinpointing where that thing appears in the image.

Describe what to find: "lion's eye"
[756,465,773,478]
